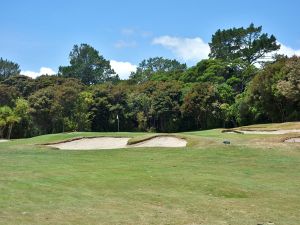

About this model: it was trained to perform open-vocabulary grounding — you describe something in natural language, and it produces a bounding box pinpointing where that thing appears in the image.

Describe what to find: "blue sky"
[1,0,300,78]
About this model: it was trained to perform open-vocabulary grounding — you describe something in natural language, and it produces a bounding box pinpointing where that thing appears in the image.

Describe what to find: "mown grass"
[0,127,300,225]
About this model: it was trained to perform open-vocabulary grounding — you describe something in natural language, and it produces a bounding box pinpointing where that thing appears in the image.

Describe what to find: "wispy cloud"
[121,28,135,36]
[21,67,56,79]
[116,28,152,49]
[114,40,137,48]
[110,60,137,79]
[152,35,210,62]
[120,28,152,38]
[140,31,153,38]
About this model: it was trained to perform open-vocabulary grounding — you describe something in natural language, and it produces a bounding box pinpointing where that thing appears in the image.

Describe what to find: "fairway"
[0,127,300,225]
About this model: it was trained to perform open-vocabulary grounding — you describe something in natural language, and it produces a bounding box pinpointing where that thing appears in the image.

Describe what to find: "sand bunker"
[48,137,130,150]
[132,136,187,148]
[230,129,300,135]
[284,138,300,143]
[0,140,9,142]
[47,136,187,150]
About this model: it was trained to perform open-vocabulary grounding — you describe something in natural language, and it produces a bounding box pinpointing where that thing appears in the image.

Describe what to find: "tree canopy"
[209,23,280,64]
[0,58,20,80]
[129,57,187,83]
[58,44,119,85]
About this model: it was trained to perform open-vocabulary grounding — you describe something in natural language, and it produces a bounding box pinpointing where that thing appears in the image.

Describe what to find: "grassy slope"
[0,127,300,225]
[236,121,300,130]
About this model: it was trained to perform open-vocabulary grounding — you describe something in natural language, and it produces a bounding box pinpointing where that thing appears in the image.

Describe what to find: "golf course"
[0,122,299,225]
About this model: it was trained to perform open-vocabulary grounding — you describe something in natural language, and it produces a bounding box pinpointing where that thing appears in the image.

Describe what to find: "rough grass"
[0,125,300,225]
[237,121,300,130]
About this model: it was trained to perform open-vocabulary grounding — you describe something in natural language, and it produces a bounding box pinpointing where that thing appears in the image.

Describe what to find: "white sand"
[47,136,187,150]
[285,138,300,143]
[48,137,130,150]
[237,129,300,135]
[0,140,9,142]
[132,136,187,148]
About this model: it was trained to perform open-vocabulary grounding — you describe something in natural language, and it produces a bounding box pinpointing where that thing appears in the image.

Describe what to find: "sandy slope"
[241,129,300,134]
[236,129,300,135]
[47,136,187,150]
[48,137,130,150]
[132,136,187,148]
[285,138,300,143]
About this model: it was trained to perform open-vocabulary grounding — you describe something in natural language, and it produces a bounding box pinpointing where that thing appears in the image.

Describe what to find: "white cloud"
[110,60,137,79]
[21,67,56,79]
[121,28,152,38]
[152,35,210,62]
[114,40,137,48]
[277,42,300,56]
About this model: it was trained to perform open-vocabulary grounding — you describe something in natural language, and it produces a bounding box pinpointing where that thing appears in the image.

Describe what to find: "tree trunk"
[0,127,4,138]
[7,124,13,139]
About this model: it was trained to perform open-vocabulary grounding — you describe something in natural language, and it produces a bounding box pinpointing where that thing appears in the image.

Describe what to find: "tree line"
[0,24,299,138]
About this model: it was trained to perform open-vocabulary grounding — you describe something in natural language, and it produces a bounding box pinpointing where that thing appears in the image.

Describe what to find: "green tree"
[58,44,119,85]
[28,87,59,134]
[73,91,93,131]
[0,118,6,138]
[181,83,222,130]
[149,81,182,132]
[276,56,300,102]
[128,92,151,131]
[129,57,186,83]
[180,58,258,93]
[12,98,32,138]
[246,56,300,123]
[0,84,20,107]
[0,105,21,139]
[89,83,134,132]
[0,106,11,138]
[180,59,228,83]
[55,80,84,131]
[6,113,21,139]
[209,23,280,65]
[89,85,113,131]
[2,75,35,98]
[0,58,20,80]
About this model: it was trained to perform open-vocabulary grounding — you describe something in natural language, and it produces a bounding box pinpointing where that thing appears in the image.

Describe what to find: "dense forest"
[0,24,299,138]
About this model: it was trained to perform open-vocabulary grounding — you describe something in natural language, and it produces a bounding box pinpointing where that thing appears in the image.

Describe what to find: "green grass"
[0,126,300,225]
[236,121,300,130]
